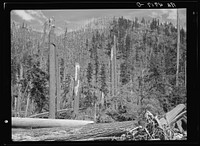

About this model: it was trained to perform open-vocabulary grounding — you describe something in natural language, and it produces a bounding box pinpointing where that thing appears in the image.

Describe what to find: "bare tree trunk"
[111,38,114,99]
[30,99,34,115]
[14,96,18,117]
[94,102,97,122]
[108,60,112,100]
[138,69,144,107]
[11,85,14,114]
[16,64,23,117]
[69,76,74,108]
[184,60,186,103]
[61,59,67,109]
[114,35,117,95]
[111,35,117,110]
[111,35,117,97]
[74,63,80,119]
[176,9,180,87]
[49,26,56,119]
[25,93,30,117]
[117,63,120,93]
[101,91,104,108]
[56,57,61,111]
[185,60,186,88]
[20,81,30,117]
[17,84,21,117]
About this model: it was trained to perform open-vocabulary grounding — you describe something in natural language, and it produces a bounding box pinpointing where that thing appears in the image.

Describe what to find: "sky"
[10,9,186,36]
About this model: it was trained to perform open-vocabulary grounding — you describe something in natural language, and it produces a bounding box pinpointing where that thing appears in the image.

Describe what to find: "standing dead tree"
[49,20,56,119]
[73,62,80,119]
[176,9,180,87]
[111,35,117,110]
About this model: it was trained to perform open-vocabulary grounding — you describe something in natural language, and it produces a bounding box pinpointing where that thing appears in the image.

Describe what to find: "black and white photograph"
[10,8,188,141]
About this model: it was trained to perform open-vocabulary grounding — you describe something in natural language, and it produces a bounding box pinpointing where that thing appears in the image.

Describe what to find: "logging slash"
[12,104,187,141]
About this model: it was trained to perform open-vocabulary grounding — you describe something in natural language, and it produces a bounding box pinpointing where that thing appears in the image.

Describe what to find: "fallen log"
[12,117,94,129]
[76,136,119,141]
[28,108,85,118]
[28,108,73,118]
[12,120,138,141]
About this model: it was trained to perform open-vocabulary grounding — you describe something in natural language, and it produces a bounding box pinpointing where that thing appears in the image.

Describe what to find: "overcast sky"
[11,9,186,35]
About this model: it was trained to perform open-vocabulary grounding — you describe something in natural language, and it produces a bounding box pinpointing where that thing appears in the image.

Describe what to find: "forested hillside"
[11,16,186,122]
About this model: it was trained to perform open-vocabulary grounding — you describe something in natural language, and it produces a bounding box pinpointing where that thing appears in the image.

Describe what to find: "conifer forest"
[11,9,187,141]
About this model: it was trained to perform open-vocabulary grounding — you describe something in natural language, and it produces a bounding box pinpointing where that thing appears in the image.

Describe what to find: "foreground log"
[12,121,138,141]
[12,117,94,129]
[76,136,119,141]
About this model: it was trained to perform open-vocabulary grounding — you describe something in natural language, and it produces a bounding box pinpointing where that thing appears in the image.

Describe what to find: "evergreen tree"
[135,17,139,28]
[141,17,145,25]
[100,64,107,94]
[86,63,93,85]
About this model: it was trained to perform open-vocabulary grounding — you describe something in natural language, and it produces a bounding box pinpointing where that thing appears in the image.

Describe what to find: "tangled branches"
[118,108,187,141]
